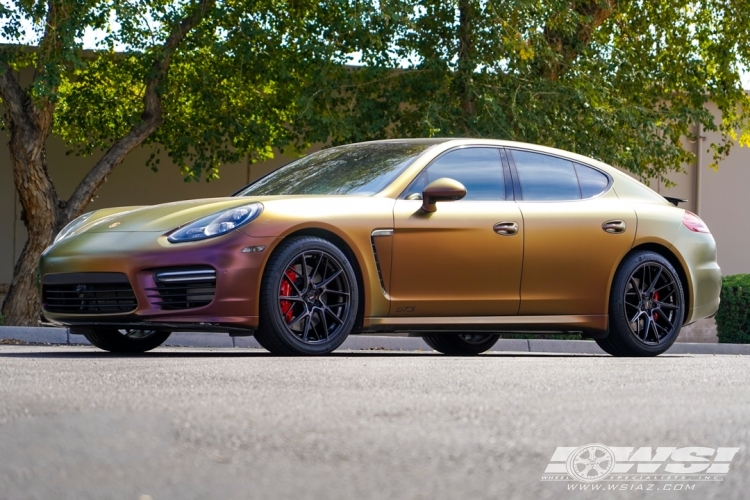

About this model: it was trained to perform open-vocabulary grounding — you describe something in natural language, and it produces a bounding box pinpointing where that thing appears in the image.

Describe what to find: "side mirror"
[421,178,467,213]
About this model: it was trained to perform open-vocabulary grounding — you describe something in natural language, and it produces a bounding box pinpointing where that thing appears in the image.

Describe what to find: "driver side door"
[388,147,524,317]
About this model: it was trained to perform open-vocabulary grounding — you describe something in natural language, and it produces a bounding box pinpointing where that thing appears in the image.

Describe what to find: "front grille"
[43,273,138,314]
[147,267,216,310]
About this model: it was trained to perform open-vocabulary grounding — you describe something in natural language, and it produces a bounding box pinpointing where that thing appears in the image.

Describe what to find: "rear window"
[512,150,581,201]
[575,163,610,198]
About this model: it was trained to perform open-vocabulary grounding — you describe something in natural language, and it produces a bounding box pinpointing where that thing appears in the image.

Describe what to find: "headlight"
[54,211,96,244]
[167,203,263,243]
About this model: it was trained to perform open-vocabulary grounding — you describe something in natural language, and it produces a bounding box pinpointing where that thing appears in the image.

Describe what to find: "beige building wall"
[1,106,748,341]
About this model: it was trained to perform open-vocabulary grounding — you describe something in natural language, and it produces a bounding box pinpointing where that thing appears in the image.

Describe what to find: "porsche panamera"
[40,139,721,356]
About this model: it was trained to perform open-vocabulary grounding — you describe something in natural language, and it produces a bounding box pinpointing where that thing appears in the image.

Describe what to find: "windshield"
[235,142,436,196]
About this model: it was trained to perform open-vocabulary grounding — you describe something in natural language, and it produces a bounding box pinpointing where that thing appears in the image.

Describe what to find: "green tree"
[0,0,353,325]
[300,0,750,183]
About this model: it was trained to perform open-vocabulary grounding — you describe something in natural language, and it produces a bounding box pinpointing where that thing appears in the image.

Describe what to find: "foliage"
[0,0,356,181]
[716,274,750,344]
[298,0,750,186]
[3,1,750,185]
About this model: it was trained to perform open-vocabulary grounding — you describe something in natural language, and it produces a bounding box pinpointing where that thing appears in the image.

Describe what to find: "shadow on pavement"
[0,346,611,359]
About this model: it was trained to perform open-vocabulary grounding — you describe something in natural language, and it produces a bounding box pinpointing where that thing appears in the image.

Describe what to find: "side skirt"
[361,315,608,338]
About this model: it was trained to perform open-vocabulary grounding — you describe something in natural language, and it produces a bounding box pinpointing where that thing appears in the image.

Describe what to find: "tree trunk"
[0,0,215,326]
[1,116,63,326]
[456,0,476,124]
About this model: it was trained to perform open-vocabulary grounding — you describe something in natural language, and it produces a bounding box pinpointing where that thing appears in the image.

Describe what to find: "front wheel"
[604,251,685,357]
[422,334,500,355]
[254,237,359,355]
[83,329,171,353]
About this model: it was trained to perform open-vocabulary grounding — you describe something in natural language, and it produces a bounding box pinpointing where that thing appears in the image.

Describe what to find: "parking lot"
[0,345,748,499]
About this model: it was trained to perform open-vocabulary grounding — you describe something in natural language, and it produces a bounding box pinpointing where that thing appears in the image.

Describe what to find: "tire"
[83,329,171,353]
[594,336,620,356]
[604,250,685,357]
[254,236,359,355]
[422,334,500,356]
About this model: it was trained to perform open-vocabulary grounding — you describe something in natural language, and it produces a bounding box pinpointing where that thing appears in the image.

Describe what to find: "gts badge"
[396,306,416,314]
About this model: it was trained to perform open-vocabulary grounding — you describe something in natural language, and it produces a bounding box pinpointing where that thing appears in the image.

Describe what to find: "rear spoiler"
[664,196,687,207]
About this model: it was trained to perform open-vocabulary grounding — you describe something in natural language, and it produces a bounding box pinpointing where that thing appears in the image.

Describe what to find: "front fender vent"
[147,267,217,310]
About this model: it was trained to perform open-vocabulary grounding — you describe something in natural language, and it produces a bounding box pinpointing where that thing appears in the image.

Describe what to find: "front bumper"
[40,230,277,330]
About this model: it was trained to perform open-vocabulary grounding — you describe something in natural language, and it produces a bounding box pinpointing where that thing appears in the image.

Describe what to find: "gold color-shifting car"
[40,139,721,356]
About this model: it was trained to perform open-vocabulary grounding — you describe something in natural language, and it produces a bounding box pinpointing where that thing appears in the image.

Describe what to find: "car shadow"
[0,346,620,359]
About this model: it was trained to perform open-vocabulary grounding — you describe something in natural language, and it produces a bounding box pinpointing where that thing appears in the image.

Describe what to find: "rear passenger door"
[508,149,636,316]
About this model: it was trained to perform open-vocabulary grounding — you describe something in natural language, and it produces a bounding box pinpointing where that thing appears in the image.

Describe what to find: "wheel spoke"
[629,309,644,324]
[322,289,350,296]
[299,252,310,288]
[288,309,309,328]
[279,295,304,302]
[655,300,678,310]
[641,316,651,340]
[282,270,303,296]
[301,314,311,341]
[322,303,344,325]
[310,252,324,284]
[655,311,674,330]
[645,267,663,294]
[315,269,343,290]
[317,308,329,339]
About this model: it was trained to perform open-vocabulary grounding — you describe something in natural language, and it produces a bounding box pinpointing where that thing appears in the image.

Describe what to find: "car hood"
[84,198,262,233]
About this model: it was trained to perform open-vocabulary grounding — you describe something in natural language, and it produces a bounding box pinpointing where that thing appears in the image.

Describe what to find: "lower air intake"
[148,267,217,310]
[42,273,138,314]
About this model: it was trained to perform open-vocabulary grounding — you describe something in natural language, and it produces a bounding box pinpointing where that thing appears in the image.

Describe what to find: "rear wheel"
[83,329,171,353]
[604,251,685,357]
[254,237,359,355]
[422,334,500,356]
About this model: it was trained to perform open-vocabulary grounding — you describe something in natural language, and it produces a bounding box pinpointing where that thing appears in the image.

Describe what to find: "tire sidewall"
[260,237,359,355]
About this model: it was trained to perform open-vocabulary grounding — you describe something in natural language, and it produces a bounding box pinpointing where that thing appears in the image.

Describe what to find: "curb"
[1,326,749,355]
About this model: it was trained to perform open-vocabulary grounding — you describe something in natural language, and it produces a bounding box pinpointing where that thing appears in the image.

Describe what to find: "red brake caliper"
[279,269,297,323]
[653,290,659,321]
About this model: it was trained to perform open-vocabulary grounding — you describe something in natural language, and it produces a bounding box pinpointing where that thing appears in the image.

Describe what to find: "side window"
[575,163,610,198]
[405,148,505,201]
[512,150,581,201]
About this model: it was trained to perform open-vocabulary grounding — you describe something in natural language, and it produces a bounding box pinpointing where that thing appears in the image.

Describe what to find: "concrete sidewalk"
[1,326,748,355]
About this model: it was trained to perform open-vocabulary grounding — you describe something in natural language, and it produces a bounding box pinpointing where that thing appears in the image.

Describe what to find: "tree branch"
[542,0,618,80]
[64,0,216,219]
[0,62,30,127]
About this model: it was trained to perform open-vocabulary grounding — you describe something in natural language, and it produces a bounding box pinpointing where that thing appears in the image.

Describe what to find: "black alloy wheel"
[83,329,171,353]
[422,333,500,355]
[598,251,684,357]
[255,237,358,355]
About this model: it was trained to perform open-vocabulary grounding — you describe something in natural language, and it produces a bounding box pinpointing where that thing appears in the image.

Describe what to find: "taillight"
[682,211,710,233]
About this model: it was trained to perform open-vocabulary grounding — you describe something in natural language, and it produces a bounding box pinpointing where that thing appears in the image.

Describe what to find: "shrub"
[715,274,750,344]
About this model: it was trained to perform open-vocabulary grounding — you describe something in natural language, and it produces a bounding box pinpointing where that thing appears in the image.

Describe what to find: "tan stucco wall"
[2,120,749,281]
[1,110,748,342]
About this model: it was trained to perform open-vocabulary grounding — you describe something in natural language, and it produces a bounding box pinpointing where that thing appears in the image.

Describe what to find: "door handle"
[493,222,518,236]
[602,220,627,234]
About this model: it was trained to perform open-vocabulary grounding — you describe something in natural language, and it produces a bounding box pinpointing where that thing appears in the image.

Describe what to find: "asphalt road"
[0,346,749,500]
